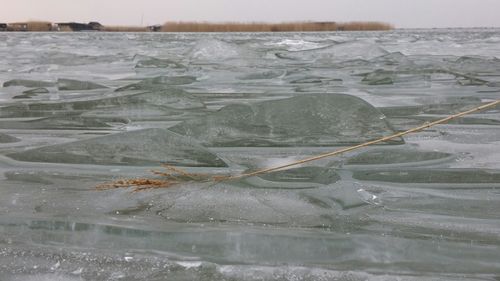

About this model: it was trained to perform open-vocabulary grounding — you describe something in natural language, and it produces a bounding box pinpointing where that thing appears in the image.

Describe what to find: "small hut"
[56,22,101,32]
[148,25,162,32]
[9,23,28,31]
[88,22,103,31]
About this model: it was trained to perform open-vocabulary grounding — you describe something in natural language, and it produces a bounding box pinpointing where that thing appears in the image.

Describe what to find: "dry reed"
[8,21,53,32]
[161,21,393,32]
[96,164,216,192]
[101,25,149,32]
[27,21,52,31]
[96,99,500,192]
[2,21,393,33]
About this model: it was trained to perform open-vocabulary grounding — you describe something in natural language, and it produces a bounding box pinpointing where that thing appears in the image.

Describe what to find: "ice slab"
[353,169,500,184]
[12,94,34,99]
[57,78,107,91]
[237,70,285,80]
[276,41,388,63]
[134,56,186,69]
[346,148,453,165]
[127,88,204,110]
[0,88,203,118]
[0,115,131,130]
[3,79,56,88]
[361,70,431,86]
[170,94,400,147]
[0,133,20,143]
[7,128,227,167]
[380,97,486,117]
[23,88,50,94]
[116,76,197,90]
[238,167,340,189]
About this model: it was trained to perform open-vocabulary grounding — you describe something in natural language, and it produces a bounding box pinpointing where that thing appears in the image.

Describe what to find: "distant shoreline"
[0,21,394,32]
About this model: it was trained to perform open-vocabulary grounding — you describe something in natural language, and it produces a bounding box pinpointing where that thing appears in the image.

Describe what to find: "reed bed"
[101,25,149,32]
[2,21,393,32]
[161,21,393,32]
[27,21,52,31]
[8,21,52,31]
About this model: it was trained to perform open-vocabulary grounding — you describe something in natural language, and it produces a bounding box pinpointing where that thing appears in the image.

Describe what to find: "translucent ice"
[0,88,203,118]
[0,133,20,143]
[2,31,500,280]
[123,87,204,110]
[189,39,256,64]
[276,41,388,63]
[238,167,340,189]
[237,70,286,80]
[353,169,500,184]
[116,76,197,90]
[57,78,107,91]
[170,94,399,147]
[134,56,186,69]
[361,70,430,86]
[8,128,227,167]
[3,79,55,88]
[23,88,49,94]
[346,148,453,166]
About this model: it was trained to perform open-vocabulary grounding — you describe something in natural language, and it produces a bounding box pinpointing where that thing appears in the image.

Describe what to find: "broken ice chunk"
[23,87,50,94]
[8,128,227,167]
[346,148,452,165]
[353,169,500,184]
[135,57,186,69]
[57,78,108,91]
[170,94,400,147]
[0,133,20,143]
[3,79,56,88]
[240,167,340,189]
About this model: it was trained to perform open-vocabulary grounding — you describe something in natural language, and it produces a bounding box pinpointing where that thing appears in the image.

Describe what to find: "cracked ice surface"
[1,29,500,280]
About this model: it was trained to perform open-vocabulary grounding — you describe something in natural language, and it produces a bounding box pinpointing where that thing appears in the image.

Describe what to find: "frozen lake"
[1,29,500,280]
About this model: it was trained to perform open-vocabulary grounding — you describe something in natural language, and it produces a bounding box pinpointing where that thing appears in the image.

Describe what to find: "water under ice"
[0,29,500,281]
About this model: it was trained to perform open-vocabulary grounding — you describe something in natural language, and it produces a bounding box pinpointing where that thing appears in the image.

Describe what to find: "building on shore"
[148,25,162,32]
[3,22,53,32]
[8,23,28,31]
[55,22,102,32]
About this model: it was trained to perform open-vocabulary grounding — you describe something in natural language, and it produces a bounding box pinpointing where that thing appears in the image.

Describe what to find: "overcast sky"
[2,0,500,28]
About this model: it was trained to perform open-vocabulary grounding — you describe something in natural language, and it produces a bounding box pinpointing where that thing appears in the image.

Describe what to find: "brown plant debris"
[96,164,226,192]
[96,178,176,192]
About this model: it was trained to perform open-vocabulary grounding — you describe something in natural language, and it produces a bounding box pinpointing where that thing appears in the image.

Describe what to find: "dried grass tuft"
[96,164,224,192]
